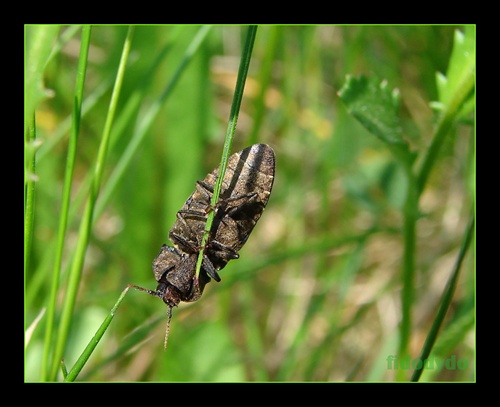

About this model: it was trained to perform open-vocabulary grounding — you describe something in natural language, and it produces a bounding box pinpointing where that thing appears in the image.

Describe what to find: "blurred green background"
[25,25,474,381]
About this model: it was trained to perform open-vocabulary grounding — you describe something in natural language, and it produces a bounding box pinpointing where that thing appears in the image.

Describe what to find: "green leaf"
[432,26,475,117]
[338,75,412,163]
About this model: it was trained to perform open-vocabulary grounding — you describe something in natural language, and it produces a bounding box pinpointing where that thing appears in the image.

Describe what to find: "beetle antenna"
[128,283,158,298]
[164,306,173,350]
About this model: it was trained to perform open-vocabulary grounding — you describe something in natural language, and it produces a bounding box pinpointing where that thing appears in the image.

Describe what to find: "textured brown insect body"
[131,144,275,346]
[158,143,274,303]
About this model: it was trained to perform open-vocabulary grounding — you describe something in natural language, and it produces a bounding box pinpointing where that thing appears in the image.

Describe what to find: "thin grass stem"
[41,25,91,381]
[411,214,474,381]
[49,26,134,380]
[64,286,131,382]
[195,25,258,279]
[95,25,211,219]
[24,115,37,278]
[396,169,418,380]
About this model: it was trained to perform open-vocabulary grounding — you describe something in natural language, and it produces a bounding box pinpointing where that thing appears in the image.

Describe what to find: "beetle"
[130,144,275,347]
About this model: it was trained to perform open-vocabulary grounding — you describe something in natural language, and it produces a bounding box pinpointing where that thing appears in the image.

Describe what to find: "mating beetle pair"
[131,144,275,346]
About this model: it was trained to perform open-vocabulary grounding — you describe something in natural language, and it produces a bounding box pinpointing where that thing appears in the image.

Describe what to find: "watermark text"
[386,355,468,371]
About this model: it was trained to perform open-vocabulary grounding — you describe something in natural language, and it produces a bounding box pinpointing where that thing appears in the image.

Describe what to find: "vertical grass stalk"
[397,167,418,378]
[49,26,135,380]
[398,68,474,380]
[24,115,37,277]
[44,26,212,381]
[248,26,279,145]
[195,25,258,278]
[411,214,474,381]
[41,25,91,381]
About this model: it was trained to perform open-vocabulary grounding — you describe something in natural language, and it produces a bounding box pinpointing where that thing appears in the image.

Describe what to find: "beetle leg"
[202,254,221,282]
[169,232,199,253]
[208,240,240,260]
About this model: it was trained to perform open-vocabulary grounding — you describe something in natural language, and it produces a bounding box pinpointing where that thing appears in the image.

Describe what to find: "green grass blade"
[411,214,475,381]
[25,24,60,278]
[77,314,166,380]
[37,78,113,162]
[60,360,68,379]
[95,25,211,219]
[64,287,131,382]
[195,25,258,279]
[248,26,279,145]
[41,25,92,381]
[24,116,37,278]
[398,173,418,372]
[49,26,135,380]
